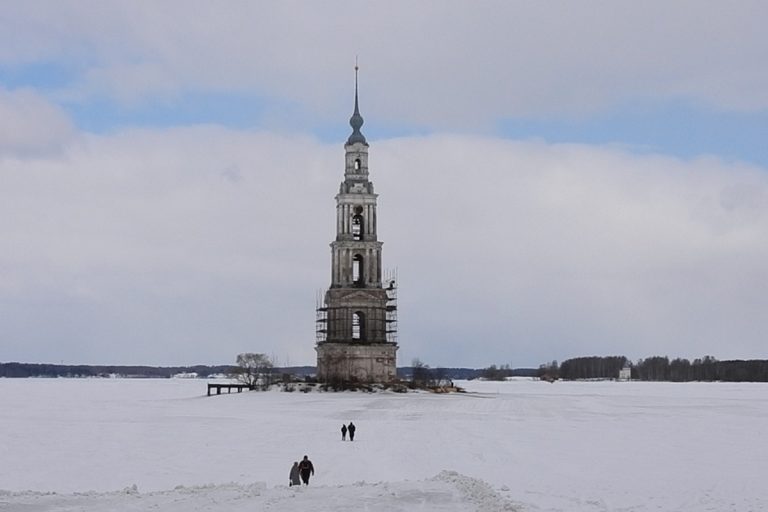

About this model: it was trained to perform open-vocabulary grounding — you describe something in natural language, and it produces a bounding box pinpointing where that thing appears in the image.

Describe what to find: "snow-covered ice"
[1,378,766,511]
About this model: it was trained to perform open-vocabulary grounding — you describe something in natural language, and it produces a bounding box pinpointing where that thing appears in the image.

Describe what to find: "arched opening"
[352,214,363,240]
[352,254,363,286]
[352,311,365,340]
[354,158,361,170]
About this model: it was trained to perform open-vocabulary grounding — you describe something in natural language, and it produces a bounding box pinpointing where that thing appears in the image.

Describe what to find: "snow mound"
[433,470,520,511]
[0,473,516,512]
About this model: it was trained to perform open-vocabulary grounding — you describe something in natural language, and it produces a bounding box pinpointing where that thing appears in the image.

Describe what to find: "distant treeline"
[543,356,768,382]
[397,366,537,381]
[0,362,236,378]
[0,362,538,380]
[8,358,765,382]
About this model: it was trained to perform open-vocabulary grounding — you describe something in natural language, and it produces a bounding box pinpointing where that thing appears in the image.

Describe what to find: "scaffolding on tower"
[384,268,398,344]
[315,290,327,344]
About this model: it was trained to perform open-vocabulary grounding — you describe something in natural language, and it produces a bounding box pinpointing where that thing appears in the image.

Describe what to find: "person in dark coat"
[341,423,347,441]
[298,455,314,485]
[348,422,356,441]
[289,461,301,486]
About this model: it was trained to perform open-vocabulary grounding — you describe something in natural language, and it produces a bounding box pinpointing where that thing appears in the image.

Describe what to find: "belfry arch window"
[354,158,361,170]
[352,254,364,285]
[352,311,365,340]
[352,214,363,240]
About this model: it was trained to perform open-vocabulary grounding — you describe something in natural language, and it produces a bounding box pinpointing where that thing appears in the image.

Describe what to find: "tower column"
[366,205,372,237]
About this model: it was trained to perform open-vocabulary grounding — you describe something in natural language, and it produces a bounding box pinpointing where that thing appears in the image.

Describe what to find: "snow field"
[0,378,766,511]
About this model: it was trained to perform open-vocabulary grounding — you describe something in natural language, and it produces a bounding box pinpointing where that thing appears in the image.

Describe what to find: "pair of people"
[289,455,314,486]
[341,421,356,441]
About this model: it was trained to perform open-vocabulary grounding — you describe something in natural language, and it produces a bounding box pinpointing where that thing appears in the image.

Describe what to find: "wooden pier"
[207,383,252,396]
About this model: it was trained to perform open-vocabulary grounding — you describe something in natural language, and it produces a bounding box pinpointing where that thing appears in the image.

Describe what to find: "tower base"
[316,342,398,384]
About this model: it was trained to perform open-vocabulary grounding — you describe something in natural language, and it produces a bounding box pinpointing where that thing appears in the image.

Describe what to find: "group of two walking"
[289,456,314,486]
[341,421,355,441]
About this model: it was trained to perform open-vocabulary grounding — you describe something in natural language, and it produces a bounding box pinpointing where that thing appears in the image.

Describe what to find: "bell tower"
[315,66,398,384]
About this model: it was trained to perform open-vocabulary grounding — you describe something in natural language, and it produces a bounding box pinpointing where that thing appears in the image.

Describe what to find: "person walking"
[289,461,301,486]
[341,423,347,441]
[348,422,356,441]
[298,455,314,485]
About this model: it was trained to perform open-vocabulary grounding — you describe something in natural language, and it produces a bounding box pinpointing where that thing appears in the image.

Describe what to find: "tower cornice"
[330,240,383,249]
[335,193,379,201]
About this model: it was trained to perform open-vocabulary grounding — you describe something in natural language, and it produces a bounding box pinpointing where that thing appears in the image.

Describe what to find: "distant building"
[315,68,398,384]
[619,366,632,381]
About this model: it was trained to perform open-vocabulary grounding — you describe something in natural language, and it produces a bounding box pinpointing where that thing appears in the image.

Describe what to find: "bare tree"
[480,364,511,381]
[433,367,449,387]
[230,353,274,390]
[411,358,433,388]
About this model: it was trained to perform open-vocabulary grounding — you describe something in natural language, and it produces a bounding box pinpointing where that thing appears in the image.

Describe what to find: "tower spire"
[347,59,368,146]
[354,58,360,114]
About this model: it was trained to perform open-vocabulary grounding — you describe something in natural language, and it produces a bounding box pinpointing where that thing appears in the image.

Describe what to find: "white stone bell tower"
[315,66,398,384]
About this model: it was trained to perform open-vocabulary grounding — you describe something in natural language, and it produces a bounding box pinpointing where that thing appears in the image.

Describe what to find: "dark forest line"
[3,357,768,382]
[539,355,768,382]
[0,362,530,380]
[0,362,237,378]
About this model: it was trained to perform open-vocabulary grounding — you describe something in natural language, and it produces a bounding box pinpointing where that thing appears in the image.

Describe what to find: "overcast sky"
[2,2,767,368]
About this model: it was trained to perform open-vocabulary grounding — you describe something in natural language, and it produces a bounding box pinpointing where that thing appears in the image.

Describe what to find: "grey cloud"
[0,88,75,157]
[2,129,767,367]
[2,2,768,126]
